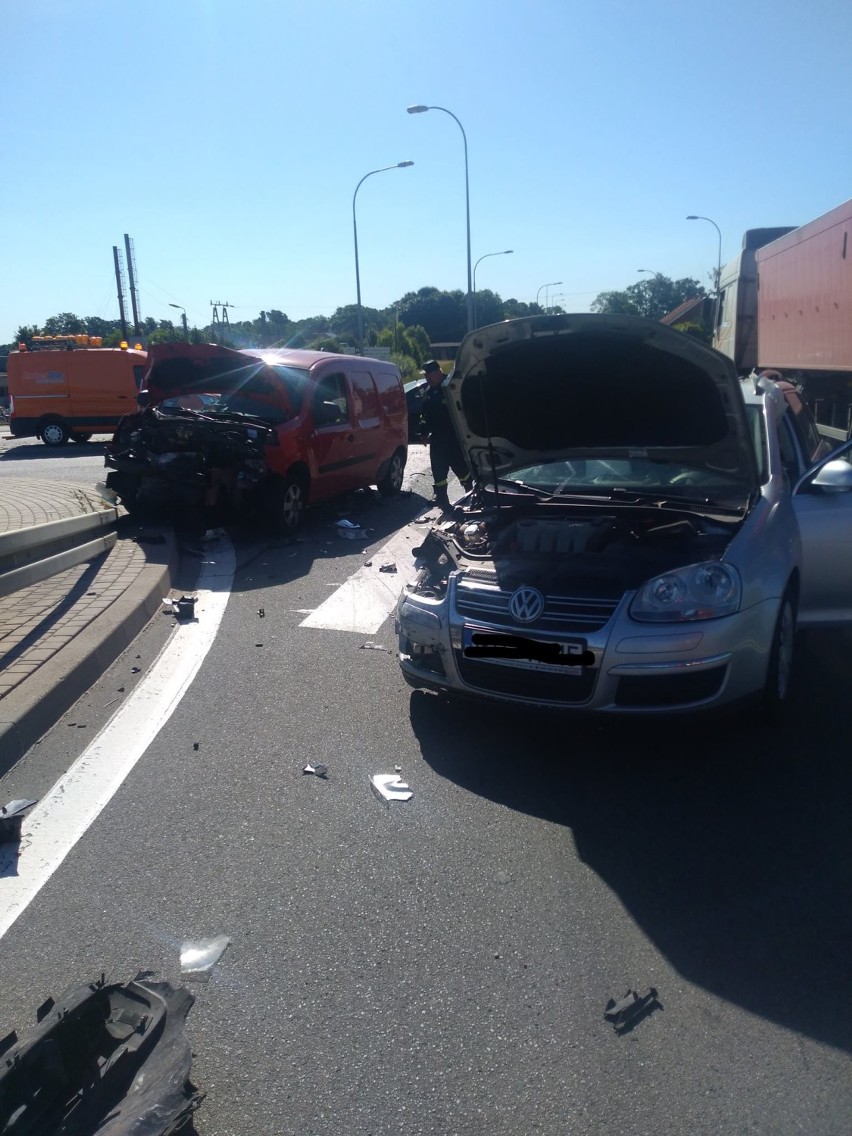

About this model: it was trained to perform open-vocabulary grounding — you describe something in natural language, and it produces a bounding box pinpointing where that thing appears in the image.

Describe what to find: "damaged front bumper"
[0,975,203,1135]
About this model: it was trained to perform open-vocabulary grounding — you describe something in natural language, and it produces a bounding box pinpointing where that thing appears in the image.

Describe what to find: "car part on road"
[379,562,397,573]
[370,773,413,802]
[360,642,389,651]
[0,799,37,842]
[604,987,662,1034]
[0,975,203,1135]
[179,935,231,983]
[303,763,329,778]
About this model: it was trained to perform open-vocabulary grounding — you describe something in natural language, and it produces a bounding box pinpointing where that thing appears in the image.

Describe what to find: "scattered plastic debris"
[303,763,329,779]
[176,596,196,619]
[258,608,265,618]
[335,519,361,529]
[604,988,662,1035]
[0,975,203,1133]
[131,666,141,674]
[0,799,37,843]
[364,560,373,567]
[360,642,388,652]
[193,742,200,751]
[370,774,413,802]
[379,563,398,573]
[180,935,231,983]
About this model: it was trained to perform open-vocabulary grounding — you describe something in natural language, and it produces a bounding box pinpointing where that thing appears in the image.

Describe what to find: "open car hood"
[143,343,266,405]
[446,314,758,490]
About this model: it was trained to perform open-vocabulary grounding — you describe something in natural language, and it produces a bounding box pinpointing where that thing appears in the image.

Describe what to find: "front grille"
[455,580,619,634]
[456,654,597,703]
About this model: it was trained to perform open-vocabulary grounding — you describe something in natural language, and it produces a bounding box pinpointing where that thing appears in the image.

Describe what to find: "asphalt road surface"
[0,432,113,487]
[0,448,850,1135]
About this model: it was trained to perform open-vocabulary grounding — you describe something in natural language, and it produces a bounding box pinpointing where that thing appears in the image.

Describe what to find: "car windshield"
[205,364,311,425]
[504,457,748,498]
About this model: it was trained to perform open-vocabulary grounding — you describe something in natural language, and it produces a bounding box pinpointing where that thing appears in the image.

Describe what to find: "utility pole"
[112,246,128,339]
[124,234,141,337]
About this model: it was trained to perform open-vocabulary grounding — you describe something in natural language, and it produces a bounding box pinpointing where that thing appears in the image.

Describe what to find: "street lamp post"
[686,215,723,335]
[168,303,188,339]
[536,281,562,310]
[353,161,414,355]
[407,104,474,334]
[472,249,513,328]
[637,268,663,278]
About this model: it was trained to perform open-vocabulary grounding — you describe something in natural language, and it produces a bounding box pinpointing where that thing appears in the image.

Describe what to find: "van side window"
[349,371,382,429]
[313,373,349,426]
[133,366,145,390]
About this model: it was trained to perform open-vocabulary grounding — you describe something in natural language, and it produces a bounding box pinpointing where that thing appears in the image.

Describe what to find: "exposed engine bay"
[411,500,743,600]
[105,405,276,515]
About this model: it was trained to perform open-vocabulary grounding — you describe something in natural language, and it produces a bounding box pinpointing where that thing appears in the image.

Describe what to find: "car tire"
[39,419,70,446]
[762,588,797,718]
[378,449,406,497]
[279,476,306,531]
[71,433,93,443]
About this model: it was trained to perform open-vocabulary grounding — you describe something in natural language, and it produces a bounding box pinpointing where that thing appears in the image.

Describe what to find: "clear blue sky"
[3,0,850,342]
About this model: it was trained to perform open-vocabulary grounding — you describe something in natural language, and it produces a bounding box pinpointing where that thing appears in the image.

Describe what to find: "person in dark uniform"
[420,359,471,511]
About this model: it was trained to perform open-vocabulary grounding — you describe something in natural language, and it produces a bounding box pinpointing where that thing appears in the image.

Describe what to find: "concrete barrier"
[0,508,118,597]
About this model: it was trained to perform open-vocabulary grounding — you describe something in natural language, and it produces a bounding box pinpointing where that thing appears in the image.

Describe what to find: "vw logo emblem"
[509,586,545,624]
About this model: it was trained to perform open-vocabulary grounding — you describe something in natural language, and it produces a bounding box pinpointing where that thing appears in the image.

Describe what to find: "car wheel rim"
[776,602,795,702]
[282,484,303,528]
[43,424,64,444]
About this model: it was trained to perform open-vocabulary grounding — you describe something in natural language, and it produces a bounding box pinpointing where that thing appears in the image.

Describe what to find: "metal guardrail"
[0,508,117,599]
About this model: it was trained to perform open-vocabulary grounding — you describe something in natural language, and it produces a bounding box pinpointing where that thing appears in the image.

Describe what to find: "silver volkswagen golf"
[396,314,852,715]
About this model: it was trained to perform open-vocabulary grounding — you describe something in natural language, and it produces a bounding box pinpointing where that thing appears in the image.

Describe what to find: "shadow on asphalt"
[0,442,111,460]
[224,486,433,587]
[408,629,852,1054]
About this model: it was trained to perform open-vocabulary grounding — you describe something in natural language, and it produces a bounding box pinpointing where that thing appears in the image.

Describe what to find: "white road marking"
[299,525,421,634]
[0,543,235,940]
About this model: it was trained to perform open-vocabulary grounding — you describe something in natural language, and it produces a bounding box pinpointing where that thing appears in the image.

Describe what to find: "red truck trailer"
[715,198,852,433]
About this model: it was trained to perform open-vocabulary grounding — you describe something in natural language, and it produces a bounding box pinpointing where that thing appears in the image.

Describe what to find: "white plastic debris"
[370,774,413,802]
[180,935,231,982]
[303,763,329,778]
[335,519,361,529]
[359,642,388,652]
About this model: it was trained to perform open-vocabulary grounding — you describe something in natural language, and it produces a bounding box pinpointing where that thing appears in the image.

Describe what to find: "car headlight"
[630,561,741,622]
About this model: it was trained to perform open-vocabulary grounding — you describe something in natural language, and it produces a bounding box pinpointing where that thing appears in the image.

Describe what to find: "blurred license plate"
[462,628,590,674]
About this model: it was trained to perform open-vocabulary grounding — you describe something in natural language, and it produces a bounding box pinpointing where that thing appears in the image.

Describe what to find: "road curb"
[0,533,178,774]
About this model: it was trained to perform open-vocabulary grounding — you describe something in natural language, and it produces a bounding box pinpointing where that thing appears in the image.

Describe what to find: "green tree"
[591,275,705,321]
[14,325,40,348]
[503,298,543,319]
[396,287,467,342]
[42,312,84,335]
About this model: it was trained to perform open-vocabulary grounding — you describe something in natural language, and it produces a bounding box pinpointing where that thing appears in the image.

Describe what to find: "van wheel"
[279,477,306,531]
[378,449,406,497]
[39,419,70,446]
[71,433,93,443]
[761,588,797,720]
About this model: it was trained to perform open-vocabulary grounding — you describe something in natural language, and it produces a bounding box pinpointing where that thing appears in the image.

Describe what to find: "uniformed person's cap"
[422,359,442,375]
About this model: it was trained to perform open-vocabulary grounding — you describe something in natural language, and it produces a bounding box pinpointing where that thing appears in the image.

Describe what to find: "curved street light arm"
[353,162,413,355]
[408,104,473,333]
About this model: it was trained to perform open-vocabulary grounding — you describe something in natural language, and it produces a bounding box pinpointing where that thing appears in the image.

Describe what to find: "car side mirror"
[810,459,852,493]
